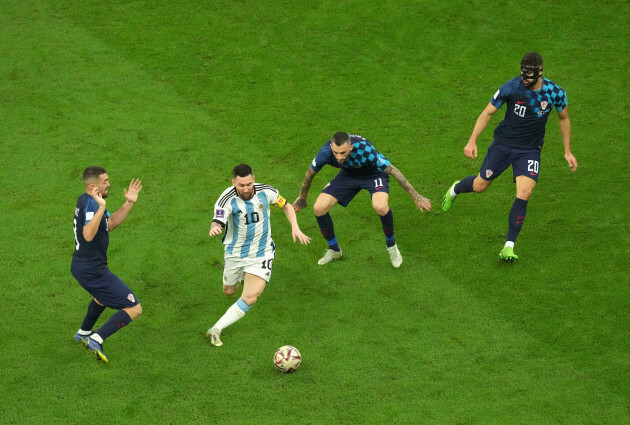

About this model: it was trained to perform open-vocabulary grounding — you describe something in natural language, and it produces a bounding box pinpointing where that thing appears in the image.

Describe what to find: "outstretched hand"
[415,195,431,212]
[124,179,143,203]
[292,229,311,245]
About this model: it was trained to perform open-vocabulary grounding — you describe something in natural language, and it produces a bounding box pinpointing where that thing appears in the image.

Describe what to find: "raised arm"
[109,179,142,231]
[292,167,318,213]
[384,164,431,212]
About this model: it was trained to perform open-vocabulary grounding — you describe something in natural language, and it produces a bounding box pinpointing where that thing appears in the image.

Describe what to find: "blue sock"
[95,310,132,341]
[80,299,106,332]
[379,209,396,248]
[506,197,528,243]
[236,297,252,313]
[316,213,340,251]
[454,175,476,194]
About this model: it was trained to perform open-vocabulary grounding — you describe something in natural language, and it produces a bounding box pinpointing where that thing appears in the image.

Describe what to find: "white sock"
[504,241,515,249]
[212,301,248,332]
[90,333,104,344]
[450,186,457,197]
[77,329,92,336]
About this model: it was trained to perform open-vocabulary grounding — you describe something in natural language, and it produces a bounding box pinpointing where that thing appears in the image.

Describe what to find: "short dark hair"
[233,164,253,178]
[331,132,351,146]
[521,51,543,69]
[83,166,107,183]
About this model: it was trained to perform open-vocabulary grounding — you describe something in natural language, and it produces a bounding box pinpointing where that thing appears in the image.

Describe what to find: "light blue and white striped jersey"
[212,183,287,258]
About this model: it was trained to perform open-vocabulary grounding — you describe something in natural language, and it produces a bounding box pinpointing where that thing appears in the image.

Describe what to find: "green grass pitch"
[1,0,629,423]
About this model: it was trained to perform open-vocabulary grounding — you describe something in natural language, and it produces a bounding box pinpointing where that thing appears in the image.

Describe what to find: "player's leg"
[207,259,243,346]
[86,272,140,362]
[443,143,509,211]
[499,175,536,262]
[314,192,343,264]
[499,151,540,262]
[208,256,270,346]
[370,175,402,268]
[75,297,105,344]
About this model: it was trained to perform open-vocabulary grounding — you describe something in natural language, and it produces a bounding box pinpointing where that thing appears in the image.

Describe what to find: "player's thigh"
[241,273,268,302]
[479,142,512,181]
[313,192,339,216]
[86,270,139,310]
[223,257,245,288]
[515,175,537,200]
[371,192,390,215]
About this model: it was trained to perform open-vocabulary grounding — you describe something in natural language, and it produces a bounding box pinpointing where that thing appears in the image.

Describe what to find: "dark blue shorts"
[71,264,139,310]
[322,170,389,207]
[479,142,541,183]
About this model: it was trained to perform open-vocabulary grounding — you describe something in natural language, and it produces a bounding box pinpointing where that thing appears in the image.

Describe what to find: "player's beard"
[521,77,538,88]
[236,189,253,200]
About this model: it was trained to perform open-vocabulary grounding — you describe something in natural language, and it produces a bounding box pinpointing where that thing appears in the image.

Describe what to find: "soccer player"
[442,51,578,262]
[206,164,311,347]
[71,166,143,363]
[292,132,431,268]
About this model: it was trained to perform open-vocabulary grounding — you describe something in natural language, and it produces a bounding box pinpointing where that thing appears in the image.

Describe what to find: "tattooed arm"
[292,168,318,213]
[384,164,431,212]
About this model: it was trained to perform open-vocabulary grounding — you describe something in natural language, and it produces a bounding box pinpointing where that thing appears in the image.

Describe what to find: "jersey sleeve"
[489,82,510,109]
[375,151,390,172]
[554,88,567,112]
[213,198,229,226]
[262,186,286,209]
[83,197,109,225]
[310,142,333,172]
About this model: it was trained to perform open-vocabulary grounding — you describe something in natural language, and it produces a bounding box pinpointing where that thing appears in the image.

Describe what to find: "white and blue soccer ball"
[274,345,302,373]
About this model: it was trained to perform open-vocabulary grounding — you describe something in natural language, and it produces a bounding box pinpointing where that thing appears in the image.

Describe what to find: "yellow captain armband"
[273,195,287,209]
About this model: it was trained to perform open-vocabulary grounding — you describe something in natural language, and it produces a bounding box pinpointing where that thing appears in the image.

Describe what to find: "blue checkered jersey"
[212,183,287,259]
[72,193,111,272]
[310,134,390,176]
[490,77,567,149]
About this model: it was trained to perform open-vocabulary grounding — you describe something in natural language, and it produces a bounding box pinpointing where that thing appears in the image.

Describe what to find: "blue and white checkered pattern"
[311,134,390,176]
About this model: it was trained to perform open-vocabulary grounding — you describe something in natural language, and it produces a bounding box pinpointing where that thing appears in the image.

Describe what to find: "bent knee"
[126,303,142,319]
[313,203,328,217]
[373,204,390,216]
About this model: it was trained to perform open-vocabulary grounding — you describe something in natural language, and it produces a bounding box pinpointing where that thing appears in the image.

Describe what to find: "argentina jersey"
[490,77,567,149]
[310,134,390,176]
[213,184,286,258]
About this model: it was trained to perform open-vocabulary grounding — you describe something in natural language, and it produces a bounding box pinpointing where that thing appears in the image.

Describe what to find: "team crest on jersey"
[486,169,493,178]
[216,209,225,218]
[540,101,548,110]
[258,203,264,210]
[127,294,135,302]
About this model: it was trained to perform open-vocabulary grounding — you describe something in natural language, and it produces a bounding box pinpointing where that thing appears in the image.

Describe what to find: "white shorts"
[223,252,275,286]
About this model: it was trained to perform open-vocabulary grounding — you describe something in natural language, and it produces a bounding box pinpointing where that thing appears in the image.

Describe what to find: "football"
[273,345,302,373]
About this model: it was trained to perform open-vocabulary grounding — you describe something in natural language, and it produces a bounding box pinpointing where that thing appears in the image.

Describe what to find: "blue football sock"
[316,213,340,251]
[506,197,528,243]
[379,209,396,248]
[80,299,106,332]
[95,310,132,341]
[454,175,476,194]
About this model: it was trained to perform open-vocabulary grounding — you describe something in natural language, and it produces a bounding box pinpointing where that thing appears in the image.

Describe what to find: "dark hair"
[232,164,253,178]
[83,166,107,183]
[521,51,543,69]
[331,132,351,146]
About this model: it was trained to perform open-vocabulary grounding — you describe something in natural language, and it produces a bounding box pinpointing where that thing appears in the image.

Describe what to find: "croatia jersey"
[72,193,111,273]
[490,77,567,149]
[212,184,287,259]
[310,134,390,176]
